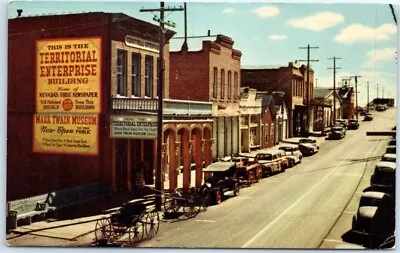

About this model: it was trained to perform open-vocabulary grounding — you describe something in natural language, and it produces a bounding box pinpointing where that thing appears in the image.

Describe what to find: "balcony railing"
[112,97,212,116]
[112,97,158,111]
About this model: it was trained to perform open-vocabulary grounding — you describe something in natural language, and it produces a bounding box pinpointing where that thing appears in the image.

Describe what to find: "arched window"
[227,71,232,100]
[213,67,218,98]
[220,69,225,99]
[234,72,238,99]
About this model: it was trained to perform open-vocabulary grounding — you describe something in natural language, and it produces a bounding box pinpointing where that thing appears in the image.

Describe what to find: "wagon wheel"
[201,190,211,212]
[128,218,145,246]
[233,183,240,196]
[144,210,160,238]
[248,171,255,185]
[255,167,262,182]
[163,198,178,214]
[94,218,112,244]
[215,190,222,204]
[183,195,201,218]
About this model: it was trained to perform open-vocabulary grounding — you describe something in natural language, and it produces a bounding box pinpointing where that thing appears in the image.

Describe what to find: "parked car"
[232,156,262,185]
[278,145,303,167]
[385,145,396,154]
[387,138,396,146]
[254,150,287,177]
[201,161,240,204]
[335,119,348,129]
[358,191,394,208]
[352,205,395,244]
[298,138,319,154]
[347,119,359,130]
[376,105,387,111]
[370,161,396,195]
[328,125,346,139]
[381,153,396,163]
[364,113,373,121]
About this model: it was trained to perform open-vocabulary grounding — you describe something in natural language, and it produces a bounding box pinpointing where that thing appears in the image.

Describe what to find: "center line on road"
[241,145,361,248]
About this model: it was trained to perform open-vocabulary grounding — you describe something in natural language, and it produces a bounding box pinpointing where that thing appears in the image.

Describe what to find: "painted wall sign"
[33,114,98,155]
[125,35,159,53]
[36,37,102,113]
[111,115,158,139]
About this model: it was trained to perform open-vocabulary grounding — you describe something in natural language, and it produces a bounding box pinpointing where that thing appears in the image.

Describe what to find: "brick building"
[8,11,213,200]
[170,35,242,160]
[257,92,276,148]
[241,62,314,138]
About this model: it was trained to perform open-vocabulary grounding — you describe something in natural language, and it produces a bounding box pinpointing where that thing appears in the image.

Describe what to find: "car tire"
[215,190,222,205]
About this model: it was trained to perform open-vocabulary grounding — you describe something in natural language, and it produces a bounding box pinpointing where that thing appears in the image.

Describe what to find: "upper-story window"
[132,53,141,97]
[213,67,218,99]
[145,55,153,97]
[234,71,238,99]
[220,69,225,99]
[117,49,127,96]
[227,71,232,100]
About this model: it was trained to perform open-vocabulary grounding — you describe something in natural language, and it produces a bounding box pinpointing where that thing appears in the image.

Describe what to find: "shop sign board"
[111,115,158,139]
[36,37,102,113]
[33,114,98,155]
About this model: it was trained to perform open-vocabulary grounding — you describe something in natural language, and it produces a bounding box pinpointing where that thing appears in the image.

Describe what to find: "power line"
[389,4,397,24]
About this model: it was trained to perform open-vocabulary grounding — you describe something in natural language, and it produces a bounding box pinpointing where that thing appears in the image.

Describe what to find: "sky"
[6,0,399,107]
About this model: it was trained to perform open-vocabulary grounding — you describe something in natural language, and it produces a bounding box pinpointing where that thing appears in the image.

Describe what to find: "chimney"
[17,9,23,17]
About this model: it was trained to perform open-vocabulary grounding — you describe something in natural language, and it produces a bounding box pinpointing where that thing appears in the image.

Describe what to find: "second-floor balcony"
[112,97,212,116]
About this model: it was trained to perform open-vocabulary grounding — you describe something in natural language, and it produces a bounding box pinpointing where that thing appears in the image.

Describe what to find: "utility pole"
[315,78,318,88]
[382,86,385,99]
[352,75,361,120]
[298,44,319,136]
[328,57,342,123]
[140,2,184,211]
[367,81,370,113]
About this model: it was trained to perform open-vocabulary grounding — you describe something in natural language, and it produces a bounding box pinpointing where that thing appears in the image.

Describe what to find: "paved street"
[6,109,395,249]
[137,109,395,248]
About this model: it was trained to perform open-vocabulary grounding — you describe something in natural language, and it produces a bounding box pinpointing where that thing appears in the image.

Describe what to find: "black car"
[329,126,345,139]
[201,162,240,204]
[348,119,360,130]
[364,113,373,121]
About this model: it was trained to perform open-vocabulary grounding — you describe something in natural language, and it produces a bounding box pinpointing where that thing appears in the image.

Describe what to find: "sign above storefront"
[111,115,158,139]
[36,37,102,113]
[125,35,159,53]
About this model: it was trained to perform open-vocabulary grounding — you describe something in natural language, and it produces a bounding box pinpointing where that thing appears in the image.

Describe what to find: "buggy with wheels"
[94,202,159,247]
[163,188,202,218]
[200,161,240,205]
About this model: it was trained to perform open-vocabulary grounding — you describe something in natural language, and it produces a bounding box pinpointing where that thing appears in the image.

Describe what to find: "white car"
[278,145,303,167]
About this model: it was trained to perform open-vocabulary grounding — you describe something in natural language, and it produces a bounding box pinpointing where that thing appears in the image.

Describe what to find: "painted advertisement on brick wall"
[36,37,102,113]
[33,114,98,155]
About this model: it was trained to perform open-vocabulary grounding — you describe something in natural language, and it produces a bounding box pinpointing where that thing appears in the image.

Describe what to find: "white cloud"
[287,12,344,31]
[269,34,287,41]
[223,8,235,14]
[363,47,397,68]
[334,24,397,44]
[251,6,279,18]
